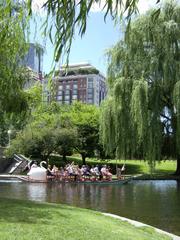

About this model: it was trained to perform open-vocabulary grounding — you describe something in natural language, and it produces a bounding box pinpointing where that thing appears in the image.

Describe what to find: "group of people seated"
[46,162,125,182]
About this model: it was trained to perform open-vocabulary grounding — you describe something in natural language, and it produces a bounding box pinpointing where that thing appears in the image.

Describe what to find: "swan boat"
[3,161,132,185]
[17,176,131,185]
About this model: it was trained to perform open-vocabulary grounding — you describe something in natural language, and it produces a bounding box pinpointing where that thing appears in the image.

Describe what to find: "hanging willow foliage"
[0,1,29,113]
[113,77,134,159]
[100,97,116,157]
[131,79,148,143]
[173,81,180,155]
[101,1,180,173]
[27,0,142,63]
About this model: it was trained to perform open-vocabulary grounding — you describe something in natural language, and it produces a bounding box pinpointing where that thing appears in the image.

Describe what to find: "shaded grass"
[0,198,172,240]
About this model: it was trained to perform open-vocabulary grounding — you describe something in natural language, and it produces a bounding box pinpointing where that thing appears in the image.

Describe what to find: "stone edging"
[102,213,180,240]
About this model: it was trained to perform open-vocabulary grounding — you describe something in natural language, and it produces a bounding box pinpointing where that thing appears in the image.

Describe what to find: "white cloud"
[90,0,106,12]
[31,0,46,14]
[138,0,157,14]
[31,0,158,15]
[90,0,158,14]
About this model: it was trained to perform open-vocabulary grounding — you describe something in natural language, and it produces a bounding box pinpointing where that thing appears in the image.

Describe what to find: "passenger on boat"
[101,165,112,181]
[90,165,99,181]
[116,165,125,180]
[116,167,122,180]
[98,165,103,181]
[77,166,82,181]
[66,163,75,181]
[106,166,112,181]
[101,165,106,178]
[94,165,100,177]
[81,165,91,180]
[90,166,96,180]
[72,164,79,181]
[63,165,69,181]
[47,165,55,179]
[51,165,59,180]
[59,167,65,181]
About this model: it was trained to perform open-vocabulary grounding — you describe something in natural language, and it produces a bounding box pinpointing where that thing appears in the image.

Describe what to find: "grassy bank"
[0,198,172,240]
[49,155,176,176]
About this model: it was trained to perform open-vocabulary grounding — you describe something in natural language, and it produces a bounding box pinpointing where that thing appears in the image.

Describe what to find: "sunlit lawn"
[0,198,172,240]
[106,159,176,175]
[52,156,176,174]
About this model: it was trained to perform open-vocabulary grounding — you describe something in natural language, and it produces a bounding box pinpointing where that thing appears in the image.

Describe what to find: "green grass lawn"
[49,155,177,176]
[0,198,172,240]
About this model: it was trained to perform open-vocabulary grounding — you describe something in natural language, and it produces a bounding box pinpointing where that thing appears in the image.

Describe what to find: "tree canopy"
[100,1,180,174]
[6,102,100,164]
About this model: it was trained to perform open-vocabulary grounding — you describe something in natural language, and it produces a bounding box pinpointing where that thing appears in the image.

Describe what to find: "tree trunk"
[81,153,86,165]
[175,155,180,176]
[62,154,67,162]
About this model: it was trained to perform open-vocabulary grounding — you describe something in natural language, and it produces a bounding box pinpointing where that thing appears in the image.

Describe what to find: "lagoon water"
[0,180,180,236]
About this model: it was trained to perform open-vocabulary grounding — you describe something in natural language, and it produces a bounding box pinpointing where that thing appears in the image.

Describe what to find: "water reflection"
[0,180,180,236]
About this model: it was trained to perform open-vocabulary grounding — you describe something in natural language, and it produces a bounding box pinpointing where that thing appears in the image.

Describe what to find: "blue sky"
[30,0,158,76]
[67,12,123,76]
[30,12,122,76]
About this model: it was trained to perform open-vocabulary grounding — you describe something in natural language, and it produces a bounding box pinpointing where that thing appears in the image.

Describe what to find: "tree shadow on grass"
[0,198,72,225]
[154,169,175,174]
[123,164,144,175]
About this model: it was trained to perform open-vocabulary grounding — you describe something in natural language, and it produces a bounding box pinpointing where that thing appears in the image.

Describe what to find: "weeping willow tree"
[100,1,180,175]
[0,1,30,113]
[0,1,32,145]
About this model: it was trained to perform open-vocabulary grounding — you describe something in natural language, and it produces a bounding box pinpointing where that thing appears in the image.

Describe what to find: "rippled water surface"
[0,179,180,236]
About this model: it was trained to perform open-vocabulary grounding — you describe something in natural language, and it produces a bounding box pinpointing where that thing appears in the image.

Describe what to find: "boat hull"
[0,175,131,185]
[18,176,131,185]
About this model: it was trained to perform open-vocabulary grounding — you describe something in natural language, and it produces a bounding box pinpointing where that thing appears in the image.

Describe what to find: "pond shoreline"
[0,175,179,236]
[133,174,180,180]
[103,213,180,240]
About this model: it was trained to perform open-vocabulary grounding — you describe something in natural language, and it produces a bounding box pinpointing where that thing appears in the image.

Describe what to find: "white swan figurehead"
[27,161,47,181]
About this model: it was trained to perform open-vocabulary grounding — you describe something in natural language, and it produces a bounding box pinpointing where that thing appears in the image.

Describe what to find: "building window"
[64,95,70,100]
[88,78,93,88]
[58,90,63,95]
[72,95,78,100]
[73,84,78,89]
[72,89,78,94]
[88,88,93,94]
[88,82,93,88]
[57,95,63,101]
[88,99,93,103]
[66,84,70,89]
[58,85,63,90]
[65,89,70,95]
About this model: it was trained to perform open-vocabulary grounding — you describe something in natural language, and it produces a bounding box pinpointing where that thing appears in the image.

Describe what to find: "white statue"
[27,161,47,181]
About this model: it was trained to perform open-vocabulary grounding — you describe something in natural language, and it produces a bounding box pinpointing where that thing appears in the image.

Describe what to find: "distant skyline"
[30,0,159,76]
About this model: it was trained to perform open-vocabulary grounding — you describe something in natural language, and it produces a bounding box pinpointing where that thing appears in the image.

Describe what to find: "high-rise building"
[22,43,44,89]
[52,63,106,106]
[23,43,43,74]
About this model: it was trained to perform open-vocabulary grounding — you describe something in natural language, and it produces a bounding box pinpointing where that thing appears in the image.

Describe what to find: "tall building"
[22,43,44,89]
[23,43,43,75]
[53,63,106,106]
